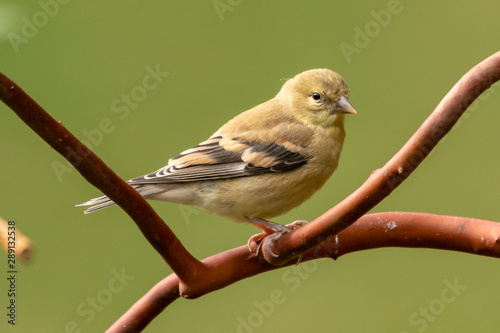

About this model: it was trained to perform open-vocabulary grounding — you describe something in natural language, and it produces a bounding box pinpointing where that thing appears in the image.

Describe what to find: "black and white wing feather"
[128,135,311,184]
[77,134,311,213]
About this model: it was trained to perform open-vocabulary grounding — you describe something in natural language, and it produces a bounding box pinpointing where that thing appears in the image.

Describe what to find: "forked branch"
[1,51,499,333]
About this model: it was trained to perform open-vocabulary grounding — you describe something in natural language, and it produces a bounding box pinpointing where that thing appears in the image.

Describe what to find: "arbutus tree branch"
[1,51,499,332]
[107,212,500,332]
[0,72,204,285]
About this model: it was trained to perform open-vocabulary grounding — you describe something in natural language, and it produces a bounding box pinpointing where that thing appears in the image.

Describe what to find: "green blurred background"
[1,1,500,332]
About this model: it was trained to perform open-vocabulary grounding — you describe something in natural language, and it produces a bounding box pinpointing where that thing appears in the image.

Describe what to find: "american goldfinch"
[77,69,356,234]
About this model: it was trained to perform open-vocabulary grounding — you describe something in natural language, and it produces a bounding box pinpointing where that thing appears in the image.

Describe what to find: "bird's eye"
[312,92,321,101]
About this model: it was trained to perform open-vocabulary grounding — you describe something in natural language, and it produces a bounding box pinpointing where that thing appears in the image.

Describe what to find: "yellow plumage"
[77,68,356,231]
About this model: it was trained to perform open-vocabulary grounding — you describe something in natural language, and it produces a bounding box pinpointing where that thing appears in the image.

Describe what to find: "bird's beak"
[335,96,357,114]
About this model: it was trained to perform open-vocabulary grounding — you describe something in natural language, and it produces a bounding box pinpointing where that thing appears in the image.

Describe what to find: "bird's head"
[278,68,356,128]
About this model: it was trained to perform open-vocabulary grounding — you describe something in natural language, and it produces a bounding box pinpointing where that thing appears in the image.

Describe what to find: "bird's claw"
[247,220,308,259]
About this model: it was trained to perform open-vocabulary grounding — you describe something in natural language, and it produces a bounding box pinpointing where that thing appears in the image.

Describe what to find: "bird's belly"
[196,168,334,222]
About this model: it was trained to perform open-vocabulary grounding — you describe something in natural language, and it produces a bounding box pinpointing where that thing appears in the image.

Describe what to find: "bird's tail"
[76,185,166,214]
[75,196,117,214]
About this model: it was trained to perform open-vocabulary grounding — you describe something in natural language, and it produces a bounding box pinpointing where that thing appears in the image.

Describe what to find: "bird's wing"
[128,133,312,185]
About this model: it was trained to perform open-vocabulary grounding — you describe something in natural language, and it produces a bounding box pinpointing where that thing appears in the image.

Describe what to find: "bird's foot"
[246,217,308,256]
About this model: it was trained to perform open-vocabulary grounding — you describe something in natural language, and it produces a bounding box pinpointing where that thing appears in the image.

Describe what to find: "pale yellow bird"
[77,69,356,236]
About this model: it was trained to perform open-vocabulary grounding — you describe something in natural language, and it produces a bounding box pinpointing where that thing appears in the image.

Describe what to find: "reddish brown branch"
[2,52,499,333]
[107,274,180,332]
[107,212,500,332]
[0,73,203,284]
[330,212,500,258]
[260,51,500,265]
